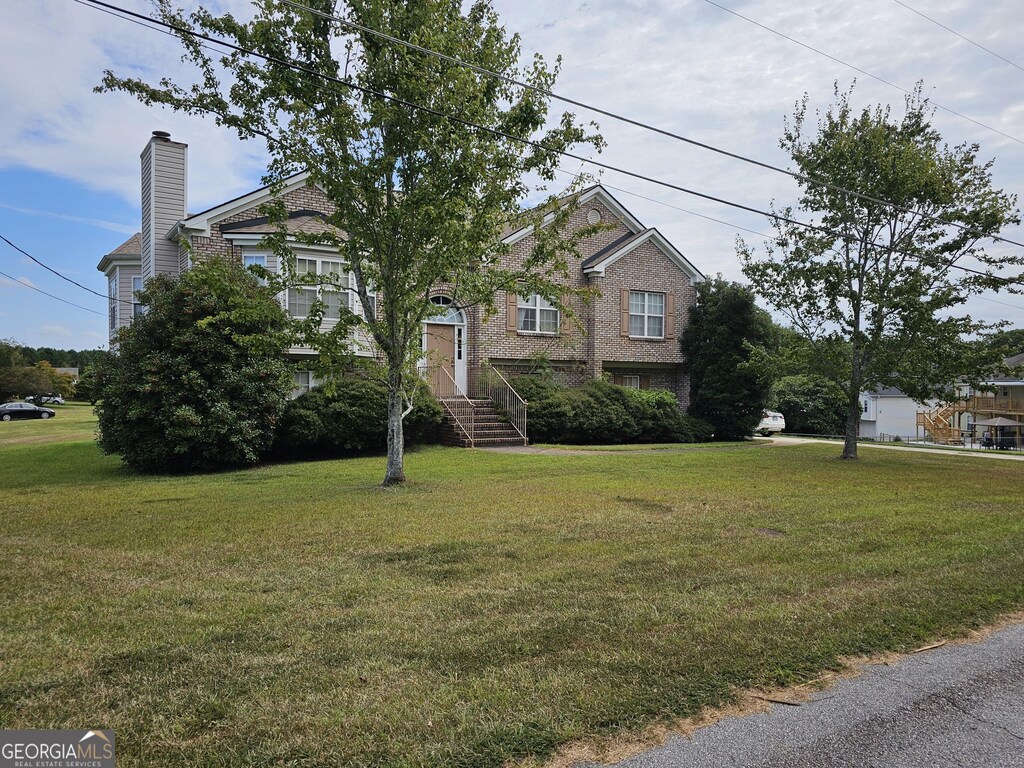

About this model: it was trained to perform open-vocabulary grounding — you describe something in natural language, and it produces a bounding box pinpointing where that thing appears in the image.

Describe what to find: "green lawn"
[2,412,1023,767]
[0,402,96,446]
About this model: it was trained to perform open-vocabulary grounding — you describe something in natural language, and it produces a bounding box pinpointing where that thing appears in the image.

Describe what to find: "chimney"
[140,131,187,282]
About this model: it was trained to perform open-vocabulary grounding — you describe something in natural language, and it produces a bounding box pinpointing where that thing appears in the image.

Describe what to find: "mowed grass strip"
[0,402,97,446]
[1,413,1022,767]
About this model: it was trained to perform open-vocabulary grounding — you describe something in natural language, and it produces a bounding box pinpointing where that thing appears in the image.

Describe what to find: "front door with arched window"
[422,296,467,394]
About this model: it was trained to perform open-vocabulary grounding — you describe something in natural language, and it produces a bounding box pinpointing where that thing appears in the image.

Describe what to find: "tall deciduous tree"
[681,277,774,440]
[740,85,1021,459]
[98,0,602,485]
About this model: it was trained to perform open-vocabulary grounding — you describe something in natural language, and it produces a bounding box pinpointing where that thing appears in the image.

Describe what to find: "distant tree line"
[12,345,108,371]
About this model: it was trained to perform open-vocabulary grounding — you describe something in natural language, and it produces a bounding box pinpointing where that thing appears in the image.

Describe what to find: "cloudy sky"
[1,0,1022,349]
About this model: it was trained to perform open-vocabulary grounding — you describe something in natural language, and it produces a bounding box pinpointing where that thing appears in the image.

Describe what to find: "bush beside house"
[96,259,293,473]
[273,372,443,459]
[513,377,712,445]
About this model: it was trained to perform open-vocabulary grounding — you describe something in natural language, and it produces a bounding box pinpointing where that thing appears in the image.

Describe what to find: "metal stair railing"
[482,361,527,444]
[435,366,475,446]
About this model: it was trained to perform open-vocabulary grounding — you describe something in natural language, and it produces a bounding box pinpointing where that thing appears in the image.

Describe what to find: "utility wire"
[274,0,1024,251]
[0,234,135,306]
[701,0,1024,148]
[554,167,774,239]
[893,0,1024,74]
[0,267,105,316]
[76,0,830,234]
[76,0,1024,288]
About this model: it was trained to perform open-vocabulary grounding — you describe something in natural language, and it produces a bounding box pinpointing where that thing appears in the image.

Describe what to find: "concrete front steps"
[437,398,528,447]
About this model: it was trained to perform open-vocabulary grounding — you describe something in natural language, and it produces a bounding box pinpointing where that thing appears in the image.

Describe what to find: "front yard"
[1,411,1023,766]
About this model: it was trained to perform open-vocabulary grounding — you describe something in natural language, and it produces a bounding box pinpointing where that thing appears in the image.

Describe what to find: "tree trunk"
[383,365,406,486]
[841,392,860,460]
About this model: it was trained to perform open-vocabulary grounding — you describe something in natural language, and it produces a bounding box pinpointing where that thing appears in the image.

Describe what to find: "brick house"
[100,132,705,443]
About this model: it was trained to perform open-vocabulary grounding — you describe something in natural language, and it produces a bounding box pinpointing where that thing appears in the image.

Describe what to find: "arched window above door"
[428,295,465,324]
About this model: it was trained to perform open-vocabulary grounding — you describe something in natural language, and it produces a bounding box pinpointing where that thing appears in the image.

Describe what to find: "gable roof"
[580,231,645,269]
[174,171,314,237]
[219,210,341,237]
[582,227,705,283]
[984,352,1024,384]
[502,184,645,246]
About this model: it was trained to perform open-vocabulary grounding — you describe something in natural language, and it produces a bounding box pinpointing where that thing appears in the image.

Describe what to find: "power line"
[0,268,104,316]
[554,167,774,239]
[701,0,1024,148]
[978,294,1024,311]
[273,0,1024,252]
[893,0,1024,74]
[76,0,1024,289]
[0,233,135,305]
[76,0,830,234]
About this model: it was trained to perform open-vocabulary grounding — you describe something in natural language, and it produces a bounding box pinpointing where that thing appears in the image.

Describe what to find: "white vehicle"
[25,394,65,405]
[756,410,786,436]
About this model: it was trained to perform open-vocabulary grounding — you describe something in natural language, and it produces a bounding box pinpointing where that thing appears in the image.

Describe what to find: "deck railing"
[435,366,475,445]
[482,362,527,443]
[967,393,1024,415]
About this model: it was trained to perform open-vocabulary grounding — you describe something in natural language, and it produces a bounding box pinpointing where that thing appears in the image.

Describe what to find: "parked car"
[0,402,57,421]
[25,394,65,405]
[755,410,786,436]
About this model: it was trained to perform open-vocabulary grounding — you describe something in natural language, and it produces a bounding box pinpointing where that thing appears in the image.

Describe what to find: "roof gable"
[583,228,705,283]
[176,171,315,237]
[502,184,644,246]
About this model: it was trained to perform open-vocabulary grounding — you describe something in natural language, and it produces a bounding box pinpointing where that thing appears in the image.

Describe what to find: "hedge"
[511,377,713,445]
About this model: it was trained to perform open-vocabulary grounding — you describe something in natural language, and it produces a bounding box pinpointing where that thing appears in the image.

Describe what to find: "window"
[108,275,117,331]
[293,370,312,396]
[131,276,145,318]
[243,253,267,284]
[629,291,665,338]
[517,294,558,334]
[287,257,349,320]
[622,375,641,390]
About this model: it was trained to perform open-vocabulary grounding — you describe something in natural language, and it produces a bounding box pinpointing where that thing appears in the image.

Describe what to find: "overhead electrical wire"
[553,166,774,239]
[0,234,135,305]
[701,0,1024,148]
[73,0,1024,291]
[892,0,1024,75]
[273,0,1024,251]
[0,267,105,316]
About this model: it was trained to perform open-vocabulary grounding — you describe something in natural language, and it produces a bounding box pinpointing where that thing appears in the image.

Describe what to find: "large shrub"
[274,369,442,458]
[770,375,846,435]
[513,376,712,445]
[681,278,774,439]
[96,259,293,473]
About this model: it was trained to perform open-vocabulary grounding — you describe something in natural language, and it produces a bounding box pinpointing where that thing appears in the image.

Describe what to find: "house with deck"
[916,353,1024,448]
[99,132,706,446]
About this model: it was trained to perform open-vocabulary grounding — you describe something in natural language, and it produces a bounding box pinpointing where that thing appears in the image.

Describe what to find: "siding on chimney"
[140,137,187,282]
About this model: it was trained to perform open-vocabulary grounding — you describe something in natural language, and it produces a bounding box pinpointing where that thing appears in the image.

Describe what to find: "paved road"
[594,623,1024,768]
[766,436,1024,462]
[485,439,1024,461]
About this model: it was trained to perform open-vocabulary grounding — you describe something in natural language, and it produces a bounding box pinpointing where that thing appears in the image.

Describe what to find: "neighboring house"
[859,387,937,440]
[100,132,706,442]
[916,352,1024,446]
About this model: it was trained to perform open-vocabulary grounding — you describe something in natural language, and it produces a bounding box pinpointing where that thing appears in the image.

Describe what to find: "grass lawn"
[2,412,1023,767]
[0,402,96,447]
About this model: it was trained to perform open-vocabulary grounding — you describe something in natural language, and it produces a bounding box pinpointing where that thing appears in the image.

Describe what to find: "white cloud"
[2,0,1021,329]
[0,275,39,290]
[0,202,136,234]
[39,324,72,337]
